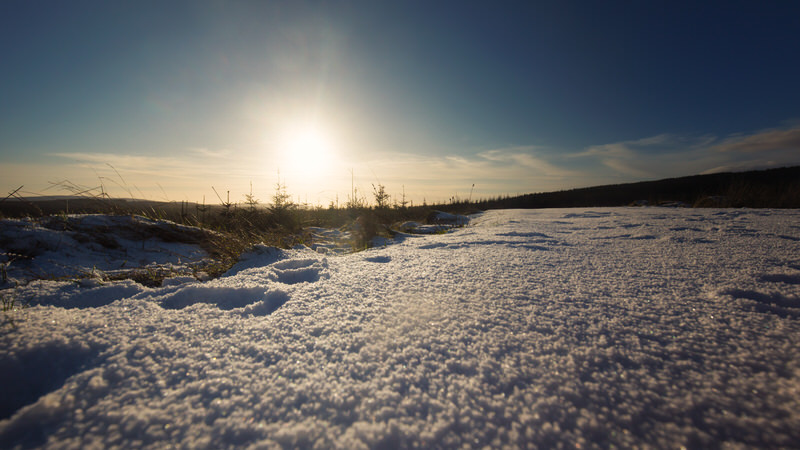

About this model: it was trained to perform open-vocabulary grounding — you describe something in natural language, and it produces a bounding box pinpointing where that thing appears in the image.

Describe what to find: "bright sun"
[279,123,336,178]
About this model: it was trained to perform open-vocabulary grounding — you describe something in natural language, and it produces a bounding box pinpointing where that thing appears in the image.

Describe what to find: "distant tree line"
[460,166,800,210]
[3,166,799,224]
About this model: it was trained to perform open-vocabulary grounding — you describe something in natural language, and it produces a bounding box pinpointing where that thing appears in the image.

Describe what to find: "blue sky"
[2,1,799,204]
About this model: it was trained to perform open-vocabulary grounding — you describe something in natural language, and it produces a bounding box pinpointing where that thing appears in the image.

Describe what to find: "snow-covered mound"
[1,208,799,448]
[0,215,214,287]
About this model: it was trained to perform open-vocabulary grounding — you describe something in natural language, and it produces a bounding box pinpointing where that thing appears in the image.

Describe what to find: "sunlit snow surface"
[1,208,800,448]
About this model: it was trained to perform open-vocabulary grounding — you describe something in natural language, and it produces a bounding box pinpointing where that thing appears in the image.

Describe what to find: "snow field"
[1,207,799,448]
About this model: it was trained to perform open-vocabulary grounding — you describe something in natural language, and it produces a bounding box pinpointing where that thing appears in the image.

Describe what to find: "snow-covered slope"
[0,214,213,286]
[1,208,799,448]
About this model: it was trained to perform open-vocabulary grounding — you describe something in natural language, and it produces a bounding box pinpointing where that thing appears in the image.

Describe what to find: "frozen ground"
[1,207,799,448]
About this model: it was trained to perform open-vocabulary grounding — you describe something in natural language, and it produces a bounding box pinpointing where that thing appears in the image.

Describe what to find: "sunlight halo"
[277,122,337,180]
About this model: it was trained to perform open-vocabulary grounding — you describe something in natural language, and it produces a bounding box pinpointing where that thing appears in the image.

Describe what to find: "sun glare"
[279,123,336,179]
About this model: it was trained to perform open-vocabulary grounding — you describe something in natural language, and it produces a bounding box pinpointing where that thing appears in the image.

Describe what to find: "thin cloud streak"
[571,125,800,182]
[711,126,800,153]
[28,151,272,201]
[478,147,579,178]
[50,151,263,180]
[357,147,586,201]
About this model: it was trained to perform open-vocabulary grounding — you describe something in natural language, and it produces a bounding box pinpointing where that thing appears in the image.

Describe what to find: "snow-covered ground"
[1,208,799,448]
[0,214,215,286]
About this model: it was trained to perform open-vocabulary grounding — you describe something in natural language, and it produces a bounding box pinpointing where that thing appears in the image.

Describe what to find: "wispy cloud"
[572,125,800,180]
[477,146,577,177]
[600,159,653,179]
[32,150,270,200]
[52,152,183,172]
[50,150,261,180]
[570,134,712,179]
[354,146,585,201]
[576,134,684,159]
[187,147,235,159]
[711,126,800,153]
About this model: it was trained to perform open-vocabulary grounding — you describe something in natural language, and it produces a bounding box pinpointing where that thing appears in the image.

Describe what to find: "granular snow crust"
[1,207,799,448]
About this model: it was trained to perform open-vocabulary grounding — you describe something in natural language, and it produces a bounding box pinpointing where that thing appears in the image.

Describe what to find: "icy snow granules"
[1,208,799,448]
